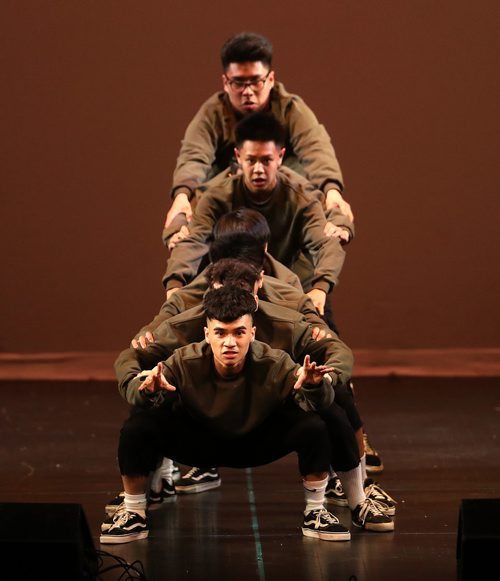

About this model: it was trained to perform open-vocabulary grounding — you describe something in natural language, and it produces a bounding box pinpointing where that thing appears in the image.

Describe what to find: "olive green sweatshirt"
[122,340,334,437]
[171,82,344,199]
[163,171,345,294]
[116,300,354,407]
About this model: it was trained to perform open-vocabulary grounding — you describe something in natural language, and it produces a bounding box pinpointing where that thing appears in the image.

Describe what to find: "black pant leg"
[317,401,360,472]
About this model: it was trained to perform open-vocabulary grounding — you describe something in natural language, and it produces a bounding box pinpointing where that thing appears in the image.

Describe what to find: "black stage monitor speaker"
[457,498,500,580]
[0,502,98,580]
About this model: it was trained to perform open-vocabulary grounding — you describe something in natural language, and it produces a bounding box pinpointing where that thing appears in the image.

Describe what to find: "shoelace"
[313,508,340,525]
[183,466,202,479]
[113,510,137,527]
[370,499,392,514]
[357,498,385,523]
[365,482,397,504]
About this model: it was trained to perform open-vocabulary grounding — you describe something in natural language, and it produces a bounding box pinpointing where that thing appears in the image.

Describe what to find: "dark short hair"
[214,208,270,246]
[204,286,256,323]
[206,258,260,292]
[220,32,273,71]
[209,232,265,269]
[235,112,286,148]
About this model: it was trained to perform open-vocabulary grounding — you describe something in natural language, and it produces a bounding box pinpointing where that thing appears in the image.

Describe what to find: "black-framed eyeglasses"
[225,72,271,93]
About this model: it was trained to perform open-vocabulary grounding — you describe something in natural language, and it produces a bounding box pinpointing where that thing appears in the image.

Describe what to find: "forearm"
[324,206,355,240]
[295,379,334,411]
[171,103,220,195]
[301,202,346,292]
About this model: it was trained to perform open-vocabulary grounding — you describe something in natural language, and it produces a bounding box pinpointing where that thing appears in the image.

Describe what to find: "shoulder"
[167,305,206,331]
[201,173,239,197]
[277,171,321,205]
[262,276,305,304]
[249,340,293,364]
[271,82,303,106]
[172,340,210,362]
[194,91,228,116]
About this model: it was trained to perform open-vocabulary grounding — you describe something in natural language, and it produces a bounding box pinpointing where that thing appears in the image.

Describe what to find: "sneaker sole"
[352,520,394,532]
[175,479,221,494]
[302,528,351,541]
[99,530,149,544]
[325,496,349,507]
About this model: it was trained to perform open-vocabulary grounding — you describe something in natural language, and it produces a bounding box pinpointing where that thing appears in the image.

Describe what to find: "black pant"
[118,401,332,477]
[316,400,360,471]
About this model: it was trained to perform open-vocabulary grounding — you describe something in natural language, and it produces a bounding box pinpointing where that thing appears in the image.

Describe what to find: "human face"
[235,140,284,195]
[222,61,275,115]
[205,315,256,377]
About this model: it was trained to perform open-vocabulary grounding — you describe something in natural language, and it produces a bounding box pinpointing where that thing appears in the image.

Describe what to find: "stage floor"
[1,376,499,580]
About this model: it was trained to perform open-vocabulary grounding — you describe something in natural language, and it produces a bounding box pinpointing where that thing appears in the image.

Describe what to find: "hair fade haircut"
[206,258,260,293]
[214,208,270,246]
[209,232,265,269]
[220,32,273,71]
[235,112,286,148]
[203,285,257,323]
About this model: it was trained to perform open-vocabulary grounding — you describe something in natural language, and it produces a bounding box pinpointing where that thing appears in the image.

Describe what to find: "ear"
[268,70,275,87]
[277,147,285,166]
[204,326,210,343]
[250,326,256,342]
[258,270,264,289]
[235,146,242,164]
[222,73,230,94]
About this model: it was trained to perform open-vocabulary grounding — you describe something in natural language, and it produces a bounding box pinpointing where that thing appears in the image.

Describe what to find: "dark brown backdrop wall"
[1,1,499,353]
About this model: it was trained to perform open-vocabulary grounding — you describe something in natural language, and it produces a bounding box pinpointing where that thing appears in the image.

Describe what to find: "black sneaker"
[100,510,148,544]
[105,491,125,516]
[175,467,221,494]
[148,478,176,505]
[364,432,384,474]
[352,499,394,532]
[364,478,397,516]
[325,477,349,507]
[302,508,351,541]
[101,503,125,533]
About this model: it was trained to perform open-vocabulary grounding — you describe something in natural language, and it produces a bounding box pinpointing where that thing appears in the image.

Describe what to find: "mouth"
[251,178,267,188]
[222,350,238,358]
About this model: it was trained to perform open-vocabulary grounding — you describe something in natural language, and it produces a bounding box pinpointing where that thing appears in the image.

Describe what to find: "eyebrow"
[213,325,247,332]
[228,75,262,81]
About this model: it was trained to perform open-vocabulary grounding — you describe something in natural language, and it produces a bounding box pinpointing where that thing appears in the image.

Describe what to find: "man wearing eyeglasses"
[164,32,353,238]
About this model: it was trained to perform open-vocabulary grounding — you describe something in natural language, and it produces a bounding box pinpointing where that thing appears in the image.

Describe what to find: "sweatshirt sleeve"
[114,325,182,405]
[289,319,354,387]
[170,97,222,197]
[283,94,344,193]
[162,193,223,290]
[299,196,346,293]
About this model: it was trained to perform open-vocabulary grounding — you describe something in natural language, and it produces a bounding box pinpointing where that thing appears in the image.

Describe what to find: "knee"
[298,413,329,442]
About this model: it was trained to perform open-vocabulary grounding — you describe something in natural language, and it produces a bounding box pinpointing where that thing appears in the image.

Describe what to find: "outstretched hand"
[293,354,336,391]
[137,362,177,395]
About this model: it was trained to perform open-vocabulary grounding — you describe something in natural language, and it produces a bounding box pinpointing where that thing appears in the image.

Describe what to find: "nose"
[242,83,254,96]
[224,334,236,347]
[254,161,264,174]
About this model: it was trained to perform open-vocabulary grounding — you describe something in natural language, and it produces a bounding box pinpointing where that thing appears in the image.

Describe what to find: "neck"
[214,360,244,378]
[244,177,278,203]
